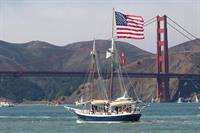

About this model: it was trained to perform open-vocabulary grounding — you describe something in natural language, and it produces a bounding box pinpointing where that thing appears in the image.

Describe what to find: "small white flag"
[106,51,112,58]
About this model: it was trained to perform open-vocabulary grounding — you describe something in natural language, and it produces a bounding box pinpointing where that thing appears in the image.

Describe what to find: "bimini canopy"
[91,100,109,105]
[110,100,133,107]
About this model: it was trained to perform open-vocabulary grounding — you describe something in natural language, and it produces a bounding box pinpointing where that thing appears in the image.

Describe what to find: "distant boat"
[47,101,61,106]
[186,99,191,103]
[177,91,182,104]
[151,97,156,103]
[194,95,199,103]
[54,101,61,106]
[0,101,14,107]
[177,97,182,104]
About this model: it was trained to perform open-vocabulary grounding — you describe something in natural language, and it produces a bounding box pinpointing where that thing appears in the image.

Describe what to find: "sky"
[0,0,199,53]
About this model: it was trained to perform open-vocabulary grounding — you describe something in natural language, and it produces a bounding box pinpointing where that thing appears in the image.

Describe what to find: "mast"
[90,39,96,99]
[109,8,115,100]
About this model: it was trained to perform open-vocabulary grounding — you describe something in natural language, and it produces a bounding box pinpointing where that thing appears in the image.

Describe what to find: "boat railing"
[81,107,141,115]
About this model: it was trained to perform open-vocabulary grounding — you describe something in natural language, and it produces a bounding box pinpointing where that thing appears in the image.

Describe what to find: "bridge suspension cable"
[167,16,199,40]
[167,22,193,41]
[166,16,200,46]
[144,16,157,27]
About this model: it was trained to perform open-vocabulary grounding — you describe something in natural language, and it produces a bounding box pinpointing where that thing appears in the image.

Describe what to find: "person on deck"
[115,106,119,114]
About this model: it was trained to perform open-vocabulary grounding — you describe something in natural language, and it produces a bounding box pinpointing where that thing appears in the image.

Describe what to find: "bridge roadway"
[0,71,199,79]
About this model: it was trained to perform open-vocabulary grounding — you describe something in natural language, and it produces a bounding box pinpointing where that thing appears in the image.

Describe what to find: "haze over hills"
[169,39,200,53]
[0,40,152,71]
[0,39,199,103]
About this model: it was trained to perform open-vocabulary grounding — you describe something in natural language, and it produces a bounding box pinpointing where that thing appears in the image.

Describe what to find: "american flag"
[115,11,144,40]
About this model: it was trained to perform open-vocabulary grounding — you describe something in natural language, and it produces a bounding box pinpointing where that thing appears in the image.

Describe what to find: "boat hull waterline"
[64,106,141,122]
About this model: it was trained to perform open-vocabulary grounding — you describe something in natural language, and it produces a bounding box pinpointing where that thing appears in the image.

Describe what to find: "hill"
[0,39,199,102]
[121,39,200,101]
[0,40,152,102]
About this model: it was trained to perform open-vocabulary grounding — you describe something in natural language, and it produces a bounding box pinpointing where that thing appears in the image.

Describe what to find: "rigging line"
[123,68,140,101]
[167,16,199,40]
[189,79,200,89]
[114,43,127,93]
[189,79,200,90]
[80,66,90,101]
[104,62,110,98]
[167,22,193,41]
[95,49,108,100]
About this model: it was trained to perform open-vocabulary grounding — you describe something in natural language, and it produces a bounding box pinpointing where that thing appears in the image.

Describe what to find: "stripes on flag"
[115,11,144,40]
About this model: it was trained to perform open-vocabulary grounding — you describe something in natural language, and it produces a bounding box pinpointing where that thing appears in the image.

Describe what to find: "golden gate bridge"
[0,15,200,102]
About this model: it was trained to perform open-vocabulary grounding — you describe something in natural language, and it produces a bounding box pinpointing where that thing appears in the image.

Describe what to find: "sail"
[177,97,182,103]
[195,95,199,103]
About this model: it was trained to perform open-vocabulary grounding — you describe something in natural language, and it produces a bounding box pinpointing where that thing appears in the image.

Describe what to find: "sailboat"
[194,95,199,103]
[177,97,182,104]
[65,39,142,122]
[177,91,182,104]
[151,97,155,103]
[64,10,145,122]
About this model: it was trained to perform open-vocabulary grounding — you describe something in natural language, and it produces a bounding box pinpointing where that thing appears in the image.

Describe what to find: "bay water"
[0,103,199,133]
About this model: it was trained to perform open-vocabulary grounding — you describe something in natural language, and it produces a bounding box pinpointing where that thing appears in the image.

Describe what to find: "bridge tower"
[156,15,170,102]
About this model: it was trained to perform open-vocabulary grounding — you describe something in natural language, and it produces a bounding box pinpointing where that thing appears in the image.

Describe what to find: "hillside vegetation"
[0,39,199,102]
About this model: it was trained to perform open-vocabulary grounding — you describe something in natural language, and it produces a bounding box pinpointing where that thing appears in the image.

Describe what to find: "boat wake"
[0,116,52,119]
